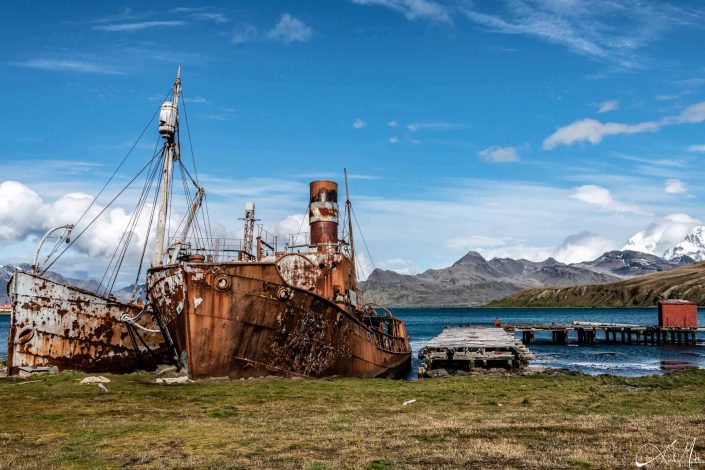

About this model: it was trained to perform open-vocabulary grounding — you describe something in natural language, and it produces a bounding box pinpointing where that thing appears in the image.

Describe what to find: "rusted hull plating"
[147,262,411,379]
[7,270,167,375]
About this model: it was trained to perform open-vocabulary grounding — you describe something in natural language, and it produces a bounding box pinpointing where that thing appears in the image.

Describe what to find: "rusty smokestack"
[309,181,338,251]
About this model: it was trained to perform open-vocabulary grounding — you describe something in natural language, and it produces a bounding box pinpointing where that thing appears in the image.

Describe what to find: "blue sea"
[2,308,704,378]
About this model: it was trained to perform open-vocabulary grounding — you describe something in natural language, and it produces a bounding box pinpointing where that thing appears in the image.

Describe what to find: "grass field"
[1,369,705,469]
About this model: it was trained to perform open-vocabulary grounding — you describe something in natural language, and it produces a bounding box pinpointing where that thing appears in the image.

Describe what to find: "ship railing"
[169,237,255,262]
[285,232,311,253]
[256,225,278,259]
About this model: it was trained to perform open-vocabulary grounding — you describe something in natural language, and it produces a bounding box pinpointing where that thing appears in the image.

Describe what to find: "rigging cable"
[350,205,383,304]
[42,150,163,274]
[72,88,171,233]
[99,135,164,294]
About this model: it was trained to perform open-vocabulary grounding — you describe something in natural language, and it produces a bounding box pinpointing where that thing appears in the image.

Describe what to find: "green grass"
[1,370,705,468]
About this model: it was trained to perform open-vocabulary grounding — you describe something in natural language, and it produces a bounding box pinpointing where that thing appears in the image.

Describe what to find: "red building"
[658,300,698,328]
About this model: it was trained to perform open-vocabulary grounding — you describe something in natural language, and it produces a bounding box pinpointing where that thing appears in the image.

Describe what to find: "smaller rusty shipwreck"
[6,67,411,379]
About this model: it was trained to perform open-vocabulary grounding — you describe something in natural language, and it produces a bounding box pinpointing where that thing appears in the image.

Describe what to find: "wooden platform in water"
[419,327,534,377]
[501,321,704,346]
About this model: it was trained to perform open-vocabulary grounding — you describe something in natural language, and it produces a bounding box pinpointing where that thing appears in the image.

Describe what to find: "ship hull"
[147,262,411,379]
[6,270,167,375]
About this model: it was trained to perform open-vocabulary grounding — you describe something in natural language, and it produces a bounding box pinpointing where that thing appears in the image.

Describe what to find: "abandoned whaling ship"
[6,68,412,379]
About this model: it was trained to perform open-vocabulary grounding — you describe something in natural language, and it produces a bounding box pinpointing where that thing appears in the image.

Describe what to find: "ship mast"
[344,168,360,307]
[153,66,182,266]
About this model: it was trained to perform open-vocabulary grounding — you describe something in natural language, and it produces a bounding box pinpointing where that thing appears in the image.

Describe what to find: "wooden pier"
[502,321,704,346]
[419,327,534,378]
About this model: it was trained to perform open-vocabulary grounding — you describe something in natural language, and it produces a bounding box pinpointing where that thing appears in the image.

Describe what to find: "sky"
[2,0,705,283]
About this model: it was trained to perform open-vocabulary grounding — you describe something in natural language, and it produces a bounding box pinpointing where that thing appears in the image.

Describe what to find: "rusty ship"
[147,175,412,379]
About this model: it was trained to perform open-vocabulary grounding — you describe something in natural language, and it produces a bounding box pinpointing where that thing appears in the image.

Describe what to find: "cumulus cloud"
[623,213,701,256]
[571,185,645,214]
[0,181,45,243]
[266,14,312,44]
[665,179,687,194]
[270,213,309,245]
[597,100,619,113]
[352,118,367,129]
[688,144,705,153]
[478,146,519,163]
[387,120,399,127]
[0,181,155,262]
[552,231,616,264]
[388,136,399,144]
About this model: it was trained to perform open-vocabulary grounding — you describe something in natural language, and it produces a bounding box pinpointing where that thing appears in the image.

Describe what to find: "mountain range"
[359,250,691,308]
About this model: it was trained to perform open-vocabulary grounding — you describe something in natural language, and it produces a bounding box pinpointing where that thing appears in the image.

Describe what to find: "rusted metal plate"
[147,260,411,379]
[7,270,167,375]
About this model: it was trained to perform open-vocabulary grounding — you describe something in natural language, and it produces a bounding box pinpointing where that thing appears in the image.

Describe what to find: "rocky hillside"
[489,261,705,307]
[359,251,621,307]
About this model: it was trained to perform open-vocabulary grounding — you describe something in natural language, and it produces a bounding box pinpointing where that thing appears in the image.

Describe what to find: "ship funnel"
[309,181,338,251]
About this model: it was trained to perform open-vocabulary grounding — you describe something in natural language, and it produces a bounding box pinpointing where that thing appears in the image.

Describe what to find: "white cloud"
[0,181,45,243]
[478,146,519,163]
[377,257,420,275]
[623,213,701,256]
[543,118,658,149]
[269,213,309,244]
[387,120,399,127]
[597,100,619,113]
[352,0,451,23]
[388,136,399,144]
[92,21,185,32]
[266,14,312,44]
[352,118,367,129]
[407,122,468,132]
[688,144,705,153]
[571,185,645,214]
[185,96,208,104]
[190,12,229,23]
[14,58,124,75]
[0,181,155,264]
[665,179,687,194]
[446,235,507,250]
[544,100,705,149]
[231,23,258,44]
[552,232,616,264]
[675,101,705,123]
[458,1,699,69]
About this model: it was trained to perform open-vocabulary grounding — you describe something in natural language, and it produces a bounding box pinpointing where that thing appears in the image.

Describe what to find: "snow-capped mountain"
[664,226,705,261]
[622,213,700,256]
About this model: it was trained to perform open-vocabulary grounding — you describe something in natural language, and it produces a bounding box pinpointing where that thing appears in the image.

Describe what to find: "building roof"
[658,299,697,305]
